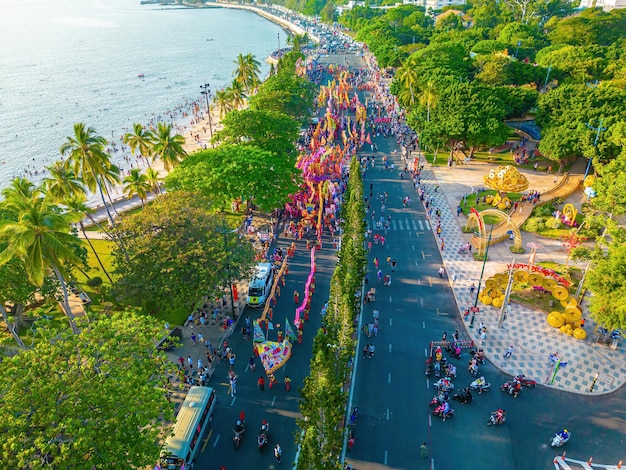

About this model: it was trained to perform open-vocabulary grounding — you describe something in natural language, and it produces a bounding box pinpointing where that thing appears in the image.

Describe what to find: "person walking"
[469,283,476,295]
[229,375,237,398]
[391,259,397,271]
[438,266,445,278]
[504,344,514,359]
[374,257,379,269]
[284,376,291,392]
[187,355,193,368]
[190,332,197,346]
[257,376,265,391]
[249,356,256,372]
[420,442,429,459]
[293,290,300,306]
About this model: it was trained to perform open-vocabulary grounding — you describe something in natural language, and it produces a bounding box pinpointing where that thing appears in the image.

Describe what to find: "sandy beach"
[181,104,225,155]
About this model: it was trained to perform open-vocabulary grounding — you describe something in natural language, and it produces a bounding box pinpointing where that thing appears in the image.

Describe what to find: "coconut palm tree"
[418,81,438,123]
[0,183,83,334]
[213,88,234,119]
[151,122,187,172]
[123,123,155,167]
[145,167,162,195]
[42,161,86,202]
[396,65,419,107]
[226,80,247,110]
[64,195,114,284]
[60,123,117,227]
[233,53,261,96]
[122,168,150,208]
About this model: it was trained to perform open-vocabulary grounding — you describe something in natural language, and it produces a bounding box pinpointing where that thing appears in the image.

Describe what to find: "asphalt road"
[194,54,625,470]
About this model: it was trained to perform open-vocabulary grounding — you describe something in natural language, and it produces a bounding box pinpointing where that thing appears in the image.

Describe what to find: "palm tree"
[3,176,35,201]
[233,53,261,96]
[396,65,419,107]
[0,183,83,333]
[145,167,162,195]
[64,195,114,283]
[123,123,155,167]
[213,88,234,119]
[151,122,187,172]
[418,81,438,123]
[60,123,117,227]
[226,80,247,110]
[122,168,150,208]
[42,161,85,202]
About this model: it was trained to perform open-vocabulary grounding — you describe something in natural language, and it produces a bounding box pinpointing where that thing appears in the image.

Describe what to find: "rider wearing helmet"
[558,429,569,441]
[234,420,244,434]
[493,408,505,424]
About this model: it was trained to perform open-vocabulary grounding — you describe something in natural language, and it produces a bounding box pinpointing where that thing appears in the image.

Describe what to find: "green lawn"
[460,190,523,225]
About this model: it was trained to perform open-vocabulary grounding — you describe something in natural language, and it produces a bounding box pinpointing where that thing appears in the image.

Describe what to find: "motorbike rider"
[513,380,522,394]
[234,420,245,434]
[557,429,569,441]
[462,388,473,404]
[274,444,282,462]
[474,349,485,362]
[446,363,457,378]
[474,376,486,393]
[492,408,506,424]
[441,401,451,421]
[368,344,375,358]
[468,358,478,376]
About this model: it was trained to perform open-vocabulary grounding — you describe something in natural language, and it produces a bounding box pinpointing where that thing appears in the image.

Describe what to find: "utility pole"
[498,258,515,328]
[199,81,214,146]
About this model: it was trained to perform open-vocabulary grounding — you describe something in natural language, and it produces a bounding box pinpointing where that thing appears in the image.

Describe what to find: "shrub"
[537,204,554,217]
[86,277,103,289]
[524,217,546,232]
[544,218,562,229]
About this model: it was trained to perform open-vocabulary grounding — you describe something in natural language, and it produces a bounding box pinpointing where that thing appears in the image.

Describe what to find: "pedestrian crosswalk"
[378,218,430,231]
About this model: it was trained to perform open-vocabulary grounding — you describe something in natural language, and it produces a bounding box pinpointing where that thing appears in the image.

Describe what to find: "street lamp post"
[471,225,494,328]
[542,64,552,93]
[514,41,522,59]
[199,81,214,146]
[219,223,240,319]
[277,32,280,50]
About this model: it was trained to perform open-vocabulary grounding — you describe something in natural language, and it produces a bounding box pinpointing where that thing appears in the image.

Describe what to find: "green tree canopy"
[110,191,253,315]
[248,70,317,125]
[212,109,299,157]
[166,145,301,213]
[0,310,176,468]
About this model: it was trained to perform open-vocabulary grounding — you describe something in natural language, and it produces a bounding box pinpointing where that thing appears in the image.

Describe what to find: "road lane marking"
[418,279,421,286]
[425,220,431,230]
[423,321,426,329]
[428,277,432,287]
[388,373,392,384]
[386,409,390,420]
[424,348,428,356]
[426,378,430,389]
[201,429,213,452]
[384,451,388,465]
[398,220,404,230]
[412,244,415,251]
[389,344,392,353]
[412,220,418,230]
[230,397,236,406]
[436,308,449,316]
[389,318,392,326]
[271,396,276,407]
[420,298,424,306]
[392,220,397,230]
[418,220,424,230]
[404,218,410,229]
[213,434,220,448]
[429,415,432,427]
[422,251,426,260]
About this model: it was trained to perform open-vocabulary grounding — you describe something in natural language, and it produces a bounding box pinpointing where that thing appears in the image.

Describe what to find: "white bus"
[160,386,216,470]
[247,262,274,307]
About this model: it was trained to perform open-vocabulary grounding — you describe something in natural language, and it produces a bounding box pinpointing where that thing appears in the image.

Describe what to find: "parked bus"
[160,386,216,470]
[247,262,274,307]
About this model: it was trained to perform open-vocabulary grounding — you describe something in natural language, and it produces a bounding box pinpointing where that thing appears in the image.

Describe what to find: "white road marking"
[384,450,389,465]
[386,409,390,420]
[389,344,392,353]
[389,318,392,326]
[420,298,424,306]
[412,220,418,230]
[213,434,220,447]
[388,373,392,384]
[428,277,432,287]
[398,220,404,230]
[230,397,236,406]
[405,218,410,229]
[422,251,426,260]
[392,220,397,230]
[425,220,431,230]
[412,245,415,251]
[271,396,276,407]
[418,220,424,230]
[423,321,426,329]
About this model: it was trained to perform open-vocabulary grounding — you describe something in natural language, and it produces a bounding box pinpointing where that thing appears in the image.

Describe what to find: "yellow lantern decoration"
[573,328,587,340]
[547,311,565,328]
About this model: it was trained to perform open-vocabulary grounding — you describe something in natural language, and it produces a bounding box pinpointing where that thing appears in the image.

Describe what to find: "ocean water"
[0,0,284,191]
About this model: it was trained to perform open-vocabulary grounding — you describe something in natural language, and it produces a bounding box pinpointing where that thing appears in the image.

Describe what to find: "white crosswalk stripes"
[398,220,404,230]
[418,220,424,230]
[371,219,432,231]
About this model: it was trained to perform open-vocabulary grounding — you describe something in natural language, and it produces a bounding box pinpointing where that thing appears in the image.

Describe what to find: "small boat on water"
[137,73,145,78]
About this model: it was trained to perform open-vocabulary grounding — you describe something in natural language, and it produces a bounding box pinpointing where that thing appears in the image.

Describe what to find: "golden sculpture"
[483,165,529,193]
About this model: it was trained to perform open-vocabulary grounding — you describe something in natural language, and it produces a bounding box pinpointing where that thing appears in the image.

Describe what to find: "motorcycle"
[469,349,486,364]
[469,378,491,392]
[486,411,506,426]
[551,432,571,448]
[501,381,522,397]
[449,347,462,360]
[445,364,457,379]
[425,358,433,377]
[233,428,245,448]
[433,378,454,392]
[514,374,537,388]
[468,362,479,377]
[274,444,283,463]
[452,387,473,404]
[432,404,454,420]
[429,392,448,407]
[258,421,269,451]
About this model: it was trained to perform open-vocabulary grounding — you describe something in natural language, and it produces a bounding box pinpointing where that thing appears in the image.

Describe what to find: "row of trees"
[297,156,366,468]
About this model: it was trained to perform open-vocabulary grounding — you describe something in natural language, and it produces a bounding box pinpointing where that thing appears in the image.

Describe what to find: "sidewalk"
[411,155,625,395]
